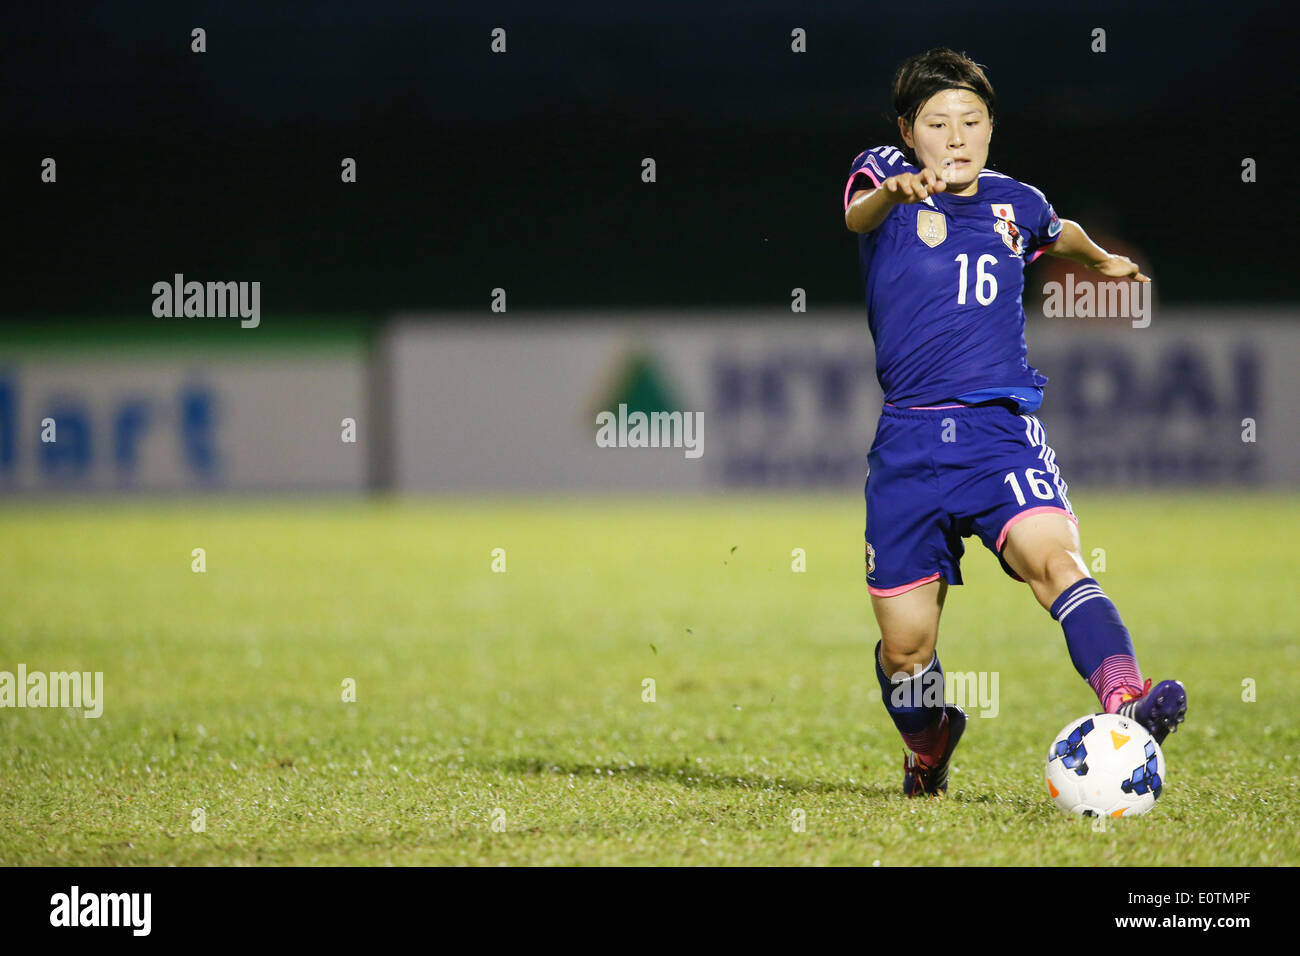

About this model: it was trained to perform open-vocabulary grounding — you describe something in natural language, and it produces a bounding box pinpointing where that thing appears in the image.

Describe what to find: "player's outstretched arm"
[845,167,947,234]
[1044,218,1150,282]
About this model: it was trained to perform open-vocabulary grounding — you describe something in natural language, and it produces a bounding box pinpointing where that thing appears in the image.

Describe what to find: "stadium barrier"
[0,321,371,493]
[381,308,1300,491]
[2,309,1295,493]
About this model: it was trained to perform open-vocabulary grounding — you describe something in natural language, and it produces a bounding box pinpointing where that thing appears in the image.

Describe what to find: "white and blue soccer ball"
[1045,713,1166,818]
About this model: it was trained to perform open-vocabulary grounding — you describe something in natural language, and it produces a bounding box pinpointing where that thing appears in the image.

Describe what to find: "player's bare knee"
[1021,547,1084,590]
[1026,549,1086,607]
[879,632,936,677]
[1047,548,1086,593]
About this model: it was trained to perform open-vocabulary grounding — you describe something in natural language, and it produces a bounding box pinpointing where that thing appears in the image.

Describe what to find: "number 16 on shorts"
[1003,468,1057,507]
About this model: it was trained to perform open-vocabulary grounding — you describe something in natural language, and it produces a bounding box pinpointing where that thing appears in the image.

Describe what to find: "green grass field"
[1,493,1297,866]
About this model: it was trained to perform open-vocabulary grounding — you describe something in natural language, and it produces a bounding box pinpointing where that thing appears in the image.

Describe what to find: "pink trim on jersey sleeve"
[868,572,941,597]
[995,506,1078,553]
[844,169,882,211]
[1027,233,1060,263]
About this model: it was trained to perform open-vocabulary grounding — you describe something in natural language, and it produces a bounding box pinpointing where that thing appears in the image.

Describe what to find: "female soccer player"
[843,48,1186,797]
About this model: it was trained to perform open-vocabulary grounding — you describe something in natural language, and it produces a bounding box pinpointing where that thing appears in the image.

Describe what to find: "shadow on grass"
[480,756,899,798]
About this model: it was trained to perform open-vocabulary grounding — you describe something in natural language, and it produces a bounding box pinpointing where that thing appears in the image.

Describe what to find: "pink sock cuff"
[1090,654,1144,710]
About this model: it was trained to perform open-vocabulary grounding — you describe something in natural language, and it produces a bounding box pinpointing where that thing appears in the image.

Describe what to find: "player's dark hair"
[892,48,997,134]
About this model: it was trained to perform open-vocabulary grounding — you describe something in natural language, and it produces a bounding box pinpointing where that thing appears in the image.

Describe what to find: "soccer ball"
[1045,713,1165,818]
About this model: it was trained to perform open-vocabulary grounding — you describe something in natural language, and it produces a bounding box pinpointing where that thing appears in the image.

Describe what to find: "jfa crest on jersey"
[843,147,1063,407]
[995,218,1025,257]
[991,203,1024,256]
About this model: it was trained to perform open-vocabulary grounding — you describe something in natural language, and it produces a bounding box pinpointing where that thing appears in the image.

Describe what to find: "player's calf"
[872,638,966,796]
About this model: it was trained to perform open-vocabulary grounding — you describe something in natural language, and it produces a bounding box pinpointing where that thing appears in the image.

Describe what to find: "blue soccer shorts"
[864,402,1077,596]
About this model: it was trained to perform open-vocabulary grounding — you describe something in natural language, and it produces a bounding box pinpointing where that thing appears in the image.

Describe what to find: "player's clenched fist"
[882,167,948,204]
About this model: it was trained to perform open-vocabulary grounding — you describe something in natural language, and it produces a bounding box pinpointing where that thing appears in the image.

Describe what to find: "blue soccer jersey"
[844,146,1063,408]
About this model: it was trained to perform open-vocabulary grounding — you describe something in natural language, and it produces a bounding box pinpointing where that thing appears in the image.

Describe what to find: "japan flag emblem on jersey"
[990,202,1015,221]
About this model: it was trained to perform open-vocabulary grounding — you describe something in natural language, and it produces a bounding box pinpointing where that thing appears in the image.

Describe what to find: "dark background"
[3,1,1290,320]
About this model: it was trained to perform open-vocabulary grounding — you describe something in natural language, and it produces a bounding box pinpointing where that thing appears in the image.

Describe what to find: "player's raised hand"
[882,167,947,204]
[1088,254,1150,282]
